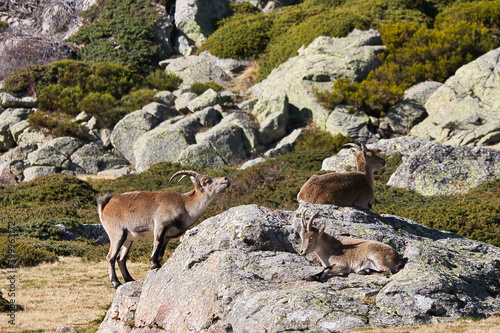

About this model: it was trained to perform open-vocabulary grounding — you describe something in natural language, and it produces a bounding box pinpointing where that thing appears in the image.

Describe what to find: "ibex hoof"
[111,281,121,289]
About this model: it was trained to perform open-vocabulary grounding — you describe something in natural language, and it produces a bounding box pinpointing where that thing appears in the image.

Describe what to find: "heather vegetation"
[201,0,500,115]
[1,130,499,268]
[2,59,182,136]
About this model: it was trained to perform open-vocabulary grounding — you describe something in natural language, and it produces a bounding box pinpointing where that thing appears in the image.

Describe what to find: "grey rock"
[178,119,248,168]
[75,111,90,122]
[0,93,37,108]
[134,123,193,172]
[54,223,108,243]
[111,110,163,164]
[174,33,197,56]
[237,98,259,112]
[174,0,230,47]
[383,81,443,136]
[23,166,57,181]
[17,129,52,147]
[187,89,222,112]
[99,281,142,333]
[387,142,500,196]
[27,137,83,168]
[155,90,176,106]
[162,51,250,88]
[174,92,198,113]
[70,143,129,175]
[0,161,23,184]
[10,119,33,142]
[250,30,385,130]
[251,93,289,144]
[223,112,262,154]
[97,166,132,178]
[264,128,304,158]
[99,204,500,332]
[142,102,179,120]
[55,326,79,333]
[325,106,377,143]
[189,107,222,127]
[411,47,500,146]
[239,157,266,170]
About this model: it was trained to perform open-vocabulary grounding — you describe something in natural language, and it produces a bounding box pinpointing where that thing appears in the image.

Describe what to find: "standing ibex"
[297,142,385,209]
[298,211,401,280]
[97,170,230,288]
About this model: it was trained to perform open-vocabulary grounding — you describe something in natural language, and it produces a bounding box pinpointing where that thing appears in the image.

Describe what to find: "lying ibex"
[297,142,385,209]
[97,170,230,288]
[298,211,401,280]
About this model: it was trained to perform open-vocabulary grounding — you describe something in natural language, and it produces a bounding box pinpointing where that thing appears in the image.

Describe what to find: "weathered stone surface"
[387,142,500,196]
[239,156,266,170]
[250,30,385,130]
[222,112,262,154]
[141,102,179,120]
[99,204,500,332]
[27,137,83,168]
[187,89,222,112]
[251,93,289,144]
[264,128,304,158]
[111,110,163,164]
[155,90,176,106]
[382,81,442,136]
[188,107,222,127]
[0,93,37,108]
[70,143,129,175]
[325,106,377,143]
[178,119,248,168]
[162,51,250,88]
[0,108,33,150]
[411,47,500,146]
[23,166,57,181]
[174,92,198,113]
[174,0,230,47]
[134,123,194,172]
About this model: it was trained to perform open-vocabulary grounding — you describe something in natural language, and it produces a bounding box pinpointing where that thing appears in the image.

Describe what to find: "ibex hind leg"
[107,231,128,288]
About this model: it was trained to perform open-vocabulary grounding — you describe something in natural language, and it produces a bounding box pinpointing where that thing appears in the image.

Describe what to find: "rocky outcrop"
[411,47,500,146]
[23,136,128,181]
[387,141,500,196]
[382,81,443,136]
[98,204,500,332]
[250,29,385,133]
[161,51,251,88]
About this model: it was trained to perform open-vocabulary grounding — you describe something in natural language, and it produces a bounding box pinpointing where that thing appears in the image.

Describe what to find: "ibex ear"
[318,224,325,235]
[190,176,203,191]
[350,148,359,157]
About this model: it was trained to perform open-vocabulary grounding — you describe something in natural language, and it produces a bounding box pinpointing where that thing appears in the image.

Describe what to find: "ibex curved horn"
[169,170,202,188]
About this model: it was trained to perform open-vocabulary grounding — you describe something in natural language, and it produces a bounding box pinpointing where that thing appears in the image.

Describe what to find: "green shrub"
[67,0,165,74]
[0,20,8,33]
[316,19,498,116]
[0,236,58,268]
[28,111,89,139]
[2,65,47,96]
[77,92,116,117]
[146,70,183,91]
[86,62,143,99]
[189,82,223,95]
[295,131,351,154]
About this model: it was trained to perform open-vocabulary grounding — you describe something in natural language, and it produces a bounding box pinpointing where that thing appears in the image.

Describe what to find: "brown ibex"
[298,210,401,280]
[97,170,230,288]
[297,142,385,209]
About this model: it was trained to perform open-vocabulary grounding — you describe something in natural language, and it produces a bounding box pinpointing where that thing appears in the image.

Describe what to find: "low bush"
[146,70,183,91]
[189,82,223,95]
[0,236,58,268]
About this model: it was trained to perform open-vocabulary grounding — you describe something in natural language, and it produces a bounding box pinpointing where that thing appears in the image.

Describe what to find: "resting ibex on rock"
[297,142,385,209]
[298,211,401,281]
[98,170,230,288]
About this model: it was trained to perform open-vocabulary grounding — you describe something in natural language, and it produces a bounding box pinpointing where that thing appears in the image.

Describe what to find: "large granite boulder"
[387,142,500,196]
[27,137,83,169]
[111,109,167,164]
[250,29,385,130]
[98,204,500,332]
[251,93,289,144]
[382,81,443,136]
[325,106,377,143]
[70,143,129,174]
[411,47,500,146]
[0,108,33,151]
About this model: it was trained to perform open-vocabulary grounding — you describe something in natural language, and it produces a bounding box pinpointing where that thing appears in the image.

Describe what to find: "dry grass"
[0,257,148,333]
[1,257,499,332]
[231,61,260,94]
